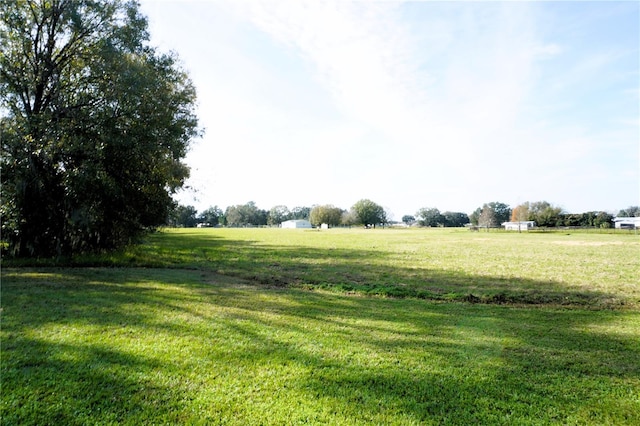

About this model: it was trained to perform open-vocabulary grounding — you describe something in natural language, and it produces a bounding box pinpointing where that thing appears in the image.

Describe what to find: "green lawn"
[2,228,639,424]
[101,228,639,306]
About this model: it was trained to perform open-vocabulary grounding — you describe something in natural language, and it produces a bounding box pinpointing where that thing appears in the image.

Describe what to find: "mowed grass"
[93,227,639,306]
[2,228,639,424]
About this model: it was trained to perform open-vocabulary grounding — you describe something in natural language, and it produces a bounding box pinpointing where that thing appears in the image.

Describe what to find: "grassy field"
[2,228,639,424]
[86,227,639,306]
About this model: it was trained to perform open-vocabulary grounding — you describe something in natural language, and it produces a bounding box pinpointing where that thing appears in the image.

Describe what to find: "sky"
[138,0,639,219]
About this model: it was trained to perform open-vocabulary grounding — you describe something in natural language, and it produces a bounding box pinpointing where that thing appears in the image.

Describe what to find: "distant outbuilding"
[281,219,312,229]
[613,217,640,229]
[502,221,536,231]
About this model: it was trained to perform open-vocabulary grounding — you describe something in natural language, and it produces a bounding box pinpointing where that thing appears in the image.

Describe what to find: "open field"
[2,228,639,424]
[81,227,640,307]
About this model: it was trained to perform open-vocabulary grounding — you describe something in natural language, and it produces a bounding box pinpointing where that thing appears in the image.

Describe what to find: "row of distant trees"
[507,201,624,228]
[169,200,640,229]
[169,199,389,228]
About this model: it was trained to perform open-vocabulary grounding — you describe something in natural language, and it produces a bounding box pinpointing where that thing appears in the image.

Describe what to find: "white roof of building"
[613,217,640,222]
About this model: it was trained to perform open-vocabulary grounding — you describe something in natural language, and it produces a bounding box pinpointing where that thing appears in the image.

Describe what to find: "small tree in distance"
[402,215,416,226]
[511,203,530,232]
[472,202,511,229]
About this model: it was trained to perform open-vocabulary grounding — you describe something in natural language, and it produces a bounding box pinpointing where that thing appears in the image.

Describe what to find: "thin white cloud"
[235,1,420,129]
[233,1,546,157]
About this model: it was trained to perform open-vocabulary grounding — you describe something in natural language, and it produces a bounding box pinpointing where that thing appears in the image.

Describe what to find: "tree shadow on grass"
[1,268,207,424]
[189,286,640,424]
[2,337,183,425]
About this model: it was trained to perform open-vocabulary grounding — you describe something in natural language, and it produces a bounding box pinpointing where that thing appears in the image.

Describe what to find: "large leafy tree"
[416,207,443,227]
[527,201,563,227]
[225,202,266,227]
[473,202,511,228]
[442,211,469,227]
[486,202,511,225]
[198,206,224,226]
[618,206,640,217]
[350,199,387,228]
[169,204,197,228]
[309,204,343,227]
[0,0,199,256]
[267,205,290,226]
[290,206,311,220]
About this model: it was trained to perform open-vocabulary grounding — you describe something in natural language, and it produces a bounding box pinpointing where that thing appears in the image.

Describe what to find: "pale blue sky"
[139,0,639,218]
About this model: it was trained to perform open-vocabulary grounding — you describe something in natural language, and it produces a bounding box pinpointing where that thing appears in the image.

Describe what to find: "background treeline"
[170,199,388,228]
[169,200,640,229]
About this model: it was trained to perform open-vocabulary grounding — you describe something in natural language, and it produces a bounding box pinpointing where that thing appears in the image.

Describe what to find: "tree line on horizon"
[169,200,640,229]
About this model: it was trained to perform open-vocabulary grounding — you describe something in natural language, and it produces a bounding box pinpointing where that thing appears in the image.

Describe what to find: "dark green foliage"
[416,207,443,227]
[198,205,224,226]
[0,0,199,256]
[309,204,344,227]
[486,201,511,225]
[527,201,563,227]
[415,208,469,227]
[473,202,511,227]
[560,211,614,228]
[224,201,267,227]
[290,206,311,220]
[401,215,415,226]
[617,206,640,217]
[442,211,470,227]
[469,207,481,225]
[351,199,387,228]
[513,201,614,228]
[267,205,291,226]
[169,204,197,228]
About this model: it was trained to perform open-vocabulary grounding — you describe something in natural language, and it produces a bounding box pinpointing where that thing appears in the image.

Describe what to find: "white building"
[613,217,640,229]
[502,221,536,231]
[281,219,312,229]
